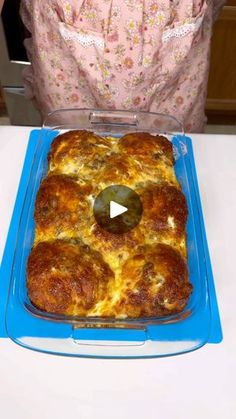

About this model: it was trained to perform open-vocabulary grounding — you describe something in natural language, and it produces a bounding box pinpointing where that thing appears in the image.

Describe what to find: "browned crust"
[139,182,188,238]
[34,174,93,241]
[118,132,174,165]
[89,223,144,254]
[27,240,114,315]
[119,243,192,318]
[48,130,112,177]
[96,152,141,186]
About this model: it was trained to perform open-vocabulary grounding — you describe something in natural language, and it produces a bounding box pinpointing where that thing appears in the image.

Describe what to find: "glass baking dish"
[5,109,213,358]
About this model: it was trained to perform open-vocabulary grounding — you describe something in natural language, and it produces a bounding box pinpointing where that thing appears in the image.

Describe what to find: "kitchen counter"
[0,126,235,419]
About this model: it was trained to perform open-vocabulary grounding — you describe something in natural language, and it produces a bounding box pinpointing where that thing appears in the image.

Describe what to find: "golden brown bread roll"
[118,132,178,185]
[117,243,192,318]
[118,132,174,165]
[34,174,93,243]
[137,182,188,256]
[27,240,114,316]
[48,130,113,180]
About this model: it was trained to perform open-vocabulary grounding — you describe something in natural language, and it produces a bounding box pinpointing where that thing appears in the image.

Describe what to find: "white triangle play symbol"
[110,201,128,219]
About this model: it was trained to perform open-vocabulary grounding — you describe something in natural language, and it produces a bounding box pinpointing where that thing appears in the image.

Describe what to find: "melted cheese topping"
[28,130,192,318]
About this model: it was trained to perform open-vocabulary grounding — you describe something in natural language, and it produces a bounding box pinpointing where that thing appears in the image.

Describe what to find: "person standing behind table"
[1,1,226,132]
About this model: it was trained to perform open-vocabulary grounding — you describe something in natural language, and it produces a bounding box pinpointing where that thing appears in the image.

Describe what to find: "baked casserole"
[27,130,192,318]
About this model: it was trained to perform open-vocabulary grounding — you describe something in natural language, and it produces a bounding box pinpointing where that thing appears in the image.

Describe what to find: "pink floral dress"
[20,0,225,132]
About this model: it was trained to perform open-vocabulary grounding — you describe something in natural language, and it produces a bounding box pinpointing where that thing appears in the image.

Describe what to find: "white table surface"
[0,126,235,419]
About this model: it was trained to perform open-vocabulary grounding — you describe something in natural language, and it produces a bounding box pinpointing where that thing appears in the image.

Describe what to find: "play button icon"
[93,185,143,234]
[110,201,128,219]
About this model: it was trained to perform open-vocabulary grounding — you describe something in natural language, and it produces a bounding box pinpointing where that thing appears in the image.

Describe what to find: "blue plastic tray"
[0,129,222,358]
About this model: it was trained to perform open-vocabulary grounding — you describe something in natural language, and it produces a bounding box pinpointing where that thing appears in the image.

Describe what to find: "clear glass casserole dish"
[5,109,214,358]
